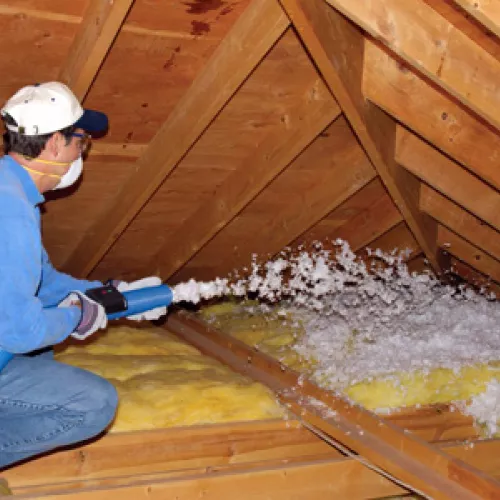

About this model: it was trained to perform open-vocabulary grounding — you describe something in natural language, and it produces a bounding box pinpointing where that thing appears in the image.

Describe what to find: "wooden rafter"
[279,0,441,274]
[59,0,135,101]
[363,40,500,191]
[170,116,376,280]
[396,127,500,231]
[153,77,341,279]
[421,185,500,262]
[453,0,500,38]
[62,0,290,277]
[325,0,500,132]
[168,312,500,499]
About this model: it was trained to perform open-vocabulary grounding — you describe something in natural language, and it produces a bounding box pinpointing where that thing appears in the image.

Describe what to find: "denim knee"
[71,375,118,433]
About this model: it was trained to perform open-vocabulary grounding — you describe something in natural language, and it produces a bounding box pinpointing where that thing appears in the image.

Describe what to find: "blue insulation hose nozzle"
[0,284,174,372]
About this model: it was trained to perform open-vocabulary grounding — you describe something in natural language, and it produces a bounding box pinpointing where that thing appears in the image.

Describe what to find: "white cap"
[1,82,108,137]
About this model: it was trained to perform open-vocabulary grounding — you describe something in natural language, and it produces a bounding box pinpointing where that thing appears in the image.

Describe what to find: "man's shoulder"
[0,161,32,216]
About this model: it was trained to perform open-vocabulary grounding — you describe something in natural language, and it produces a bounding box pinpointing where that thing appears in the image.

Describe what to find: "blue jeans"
[0,350,118,470]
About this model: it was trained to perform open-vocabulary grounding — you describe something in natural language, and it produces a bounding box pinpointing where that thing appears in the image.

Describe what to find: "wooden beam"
[62,0,290,277]
[172,116,375,280]
[325,0,500,132]
[59,0,135,101]
[89,142,146,159]
[11,438,500,499]
[421,185,500,262]
[453,0,500,38]
[151,79,341,280]
[168,312,500,499]
[5,406,481,494]
[363,39,500,191]
[0,458,415,499]
[438,226,500,282]
[396,126,500,231]
[5,421,337,489]
[279,0,441,274]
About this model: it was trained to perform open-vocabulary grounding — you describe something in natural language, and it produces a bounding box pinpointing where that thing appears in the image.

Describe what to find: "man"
[0,82,166,475]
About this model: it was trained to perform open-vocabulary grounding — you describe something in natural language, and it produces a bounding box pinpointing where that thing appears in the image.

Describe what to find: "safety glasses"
[71,132,92,155]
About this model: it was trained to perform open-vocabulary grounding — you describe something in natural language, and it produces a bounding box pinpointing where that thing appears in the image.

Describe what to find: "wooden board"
[171,115,376,283]
[167,312,500,499]
[280,0,441,274]
[62,0,290,278]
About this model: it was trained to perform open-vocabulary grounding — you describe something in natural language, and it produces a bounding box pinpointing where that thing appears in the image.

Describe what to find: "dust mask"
[52,156,83,190]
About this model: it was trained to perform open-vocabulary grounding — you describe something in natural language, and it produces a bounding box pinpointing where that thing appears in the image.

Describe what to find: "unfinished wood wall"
[3,0,499,293]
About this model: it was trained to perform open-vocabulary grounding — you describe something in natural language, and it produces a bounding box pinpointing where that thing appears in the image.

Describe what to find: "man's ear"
[45,132,62,157]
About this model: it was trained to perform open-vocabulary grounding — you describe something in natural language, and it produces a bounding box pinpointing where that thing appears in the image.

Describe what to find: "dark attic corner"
[0,0,498,498]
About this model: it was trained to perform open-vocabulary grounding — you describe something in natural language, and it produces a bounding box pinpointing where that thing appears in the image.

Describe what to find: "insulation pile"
[56,326,284,432]
[58,239,500,436]
[192,240,500,436]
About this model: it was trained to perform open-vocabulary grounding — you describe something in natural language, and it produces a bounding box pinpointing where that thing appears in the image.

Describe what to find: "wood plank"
[438,226,500,282]
[59,0,134,101]
[89,142,146,158]
[167,312,500,499]
[172,115,375,280]
[4,421,337,488]
[11,439,500,499]
[4,405,481,492]
[357,222,420,263]
[453,0,500,38]
[325,0,500,131]
[396,126,500,231]
[363,39,500,191]
[279,0,441,275]
[294,178,386,247]
[62,0,289,278]
[4,458,413,500]
[420,185,500,262]
[151,78,341,280]
[331,188,402,252]
[450,258,500,297]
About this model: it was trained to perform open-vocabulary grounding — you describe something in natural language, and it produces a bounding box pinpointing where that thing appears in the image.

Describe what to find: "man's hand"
[114,276,167,321]
[59,291,108,340]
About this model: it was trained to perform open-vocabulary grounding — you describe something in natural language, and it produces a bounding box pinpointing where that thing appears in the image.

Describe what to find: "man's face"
[54,127,85,166]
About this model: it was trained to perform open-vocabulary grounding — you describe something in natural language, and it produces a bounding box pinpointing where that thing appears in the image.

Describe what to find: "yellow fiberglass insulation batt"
[199,301,500,435]
[55,326,284,433]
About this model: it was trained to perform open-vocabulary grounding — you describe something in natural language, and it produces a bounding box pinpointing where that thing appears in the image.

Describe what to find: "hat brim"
[74,109,108,133]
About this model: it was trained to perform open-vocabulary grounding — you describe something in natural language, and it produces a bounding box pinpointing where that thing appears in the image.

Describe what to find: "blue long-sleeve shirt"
[0,155,102,353]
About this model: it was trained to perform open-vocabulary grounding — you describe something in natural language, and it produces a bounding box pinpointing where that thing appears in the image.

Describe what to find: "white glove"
[58,291,108,340]
[116,277,167,321]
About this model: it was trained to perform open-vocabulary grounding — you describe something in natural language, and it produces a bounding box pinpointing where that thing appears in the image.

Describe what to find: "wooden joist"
[167,312,500,500]
[325,0,500,131]
[62,0,290,277]
[9,438,500,499]
[279,0,442,275]
[59,0,135,101]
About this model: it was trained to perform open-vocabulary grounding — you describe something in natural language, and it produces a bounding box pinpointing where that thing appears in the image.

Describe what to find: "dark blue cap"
[74,109,108,133]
